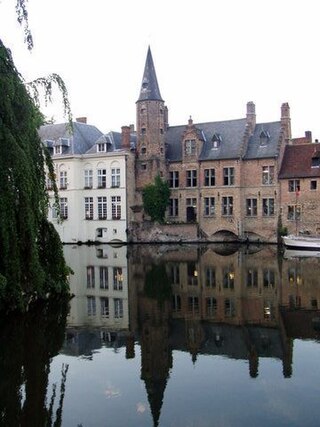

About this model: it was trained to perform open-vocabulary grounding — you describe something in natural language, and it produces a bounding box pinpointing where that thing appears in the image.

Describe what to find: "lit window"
[113,267,123,291]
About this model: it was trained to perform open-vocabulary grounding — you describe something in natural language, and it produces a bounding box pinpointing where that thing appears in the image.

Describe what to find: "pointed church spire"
[138,46,163,102]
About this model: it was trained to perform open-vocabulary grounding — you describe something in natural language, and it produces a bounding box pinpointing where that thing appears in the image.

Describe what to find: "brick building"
[132,47,293,242]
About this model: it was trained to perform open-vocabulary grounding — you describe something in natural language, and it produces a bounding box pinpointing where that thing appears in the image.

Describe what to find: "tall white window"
[111,168,121,188]
[59,170,67,189]
[111,196,121,219]
[97,197,107,219]
[87,296,96,316]
[60,197,68,219]
[87,266,95,288]
[114,298,124,318]
[84,169,93,188]
[84,197,93,220]
[100,297,109,317]
[99,266,108,289]
[97,169,107,188]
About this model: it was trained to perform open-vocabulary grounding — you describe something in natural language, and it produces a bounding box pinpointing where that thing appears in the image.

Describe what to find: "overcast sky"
[1,0,319,139]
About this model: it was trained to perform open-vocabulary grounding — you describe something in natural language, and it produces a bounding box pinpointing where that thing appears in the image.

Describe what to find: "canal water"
[1,243,320,426]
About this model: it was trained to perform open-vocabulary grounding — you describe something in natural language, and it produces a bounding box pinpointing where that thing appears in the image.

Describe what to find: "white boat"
[282,234,320,250]
[283,248,320,259]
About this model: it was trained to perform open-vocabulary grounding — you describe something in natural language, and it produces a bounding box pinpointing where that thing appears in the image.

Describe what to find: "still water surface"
[1,244,320,426]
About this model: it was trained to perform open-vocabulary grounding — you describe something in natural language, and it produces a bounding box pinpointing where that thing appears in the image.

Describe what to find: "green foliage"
[144,264,172,306]
[142,175,170,223]
[0,40,70,311]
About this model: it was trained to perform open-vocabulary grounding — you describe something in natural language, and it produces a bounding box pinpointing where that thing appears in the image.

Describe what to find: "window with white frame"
[169,198,179,217]
[223,167,234,186]
[84,197,93,220]
[100,297,109,317]
[84,169,93,188]
[97,169,107,188]
[99,266,108,289]
[222,196,233,216]
[204,168,215,186]
[97,142,106,152]
[246,198,257,216]
[111,168,121,188]
[60,197,68,219]
[262,198,274,216]
[87,266,95,288]
[186,170,197,187]
[111,196,121,219]
[114,298,124,318]
[262,166,274,185]
[54,145,62,155]
[59,170,67,189]
[87,296,96,316]
[204,197,215,216]
[97,197,107,219]
[113,267,123,290]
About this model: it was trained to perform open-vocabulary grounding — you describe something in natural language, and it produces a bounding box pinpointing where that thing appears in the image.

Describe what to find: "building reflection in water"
[62,243,320,425]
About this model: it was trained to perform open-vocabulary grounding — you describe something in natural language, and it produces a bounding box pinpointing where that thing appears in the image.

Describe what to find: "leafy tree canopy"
[142,175,170,223]
[0,40,70,312]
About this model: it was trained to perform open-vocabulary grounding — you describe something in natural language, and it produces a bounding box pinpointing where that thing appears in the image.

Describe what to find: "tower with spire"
[135,47,168,191]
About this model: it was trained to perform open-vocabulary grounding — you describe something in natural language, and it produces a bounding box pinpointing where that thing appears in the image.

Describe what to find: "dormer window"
[97,143,106,153]
[60,137,70,146]
[212,133,222,149]
[185,139,196,155]
[311,156,320,167]
[54,145,62,155]
[260,130,270,146]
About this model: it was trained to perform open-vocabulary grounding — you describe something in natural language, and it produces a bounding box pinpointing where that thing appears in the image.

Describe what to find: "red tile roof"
[279,143,320,178]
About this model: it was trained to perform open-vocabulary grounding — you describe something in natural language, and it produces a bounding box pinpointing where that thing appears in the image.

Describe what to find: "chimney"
[281,103,292,140]
[76,117,87,124]
[305,130,312,143]
[246,101,256,134]
[121,125,131,149]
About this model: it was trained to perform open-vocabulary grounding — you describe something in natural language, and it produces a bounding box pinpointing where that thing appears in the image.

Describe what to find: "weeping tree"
[0,4,71,310]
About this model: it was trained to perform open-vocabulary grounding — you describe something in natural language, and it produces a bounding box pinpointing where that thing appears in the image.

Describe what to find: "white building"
[39,119,135,244]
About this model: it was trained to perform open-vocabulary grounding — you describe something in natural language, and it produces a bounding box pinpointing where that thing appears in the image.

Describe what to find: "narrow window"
[84,197,94,219]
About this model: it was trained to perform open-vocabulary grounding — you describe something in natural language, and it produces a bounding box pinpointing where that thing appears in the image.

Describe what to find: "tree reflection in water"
[0,298,69,426]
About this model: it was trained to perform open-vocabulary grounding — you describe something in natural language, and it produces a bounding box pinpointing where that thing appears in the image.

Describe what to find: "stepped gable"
[279,143,320,178]
[243,121,282,159]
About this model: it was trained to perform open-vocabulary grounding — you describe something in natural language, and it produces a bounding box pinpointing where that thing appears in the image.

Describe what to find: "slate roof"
[243,121,282,159]
[137,46,163,102]
[165,118,283,162]
[39,121,103,155]
[279,143,320,179]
